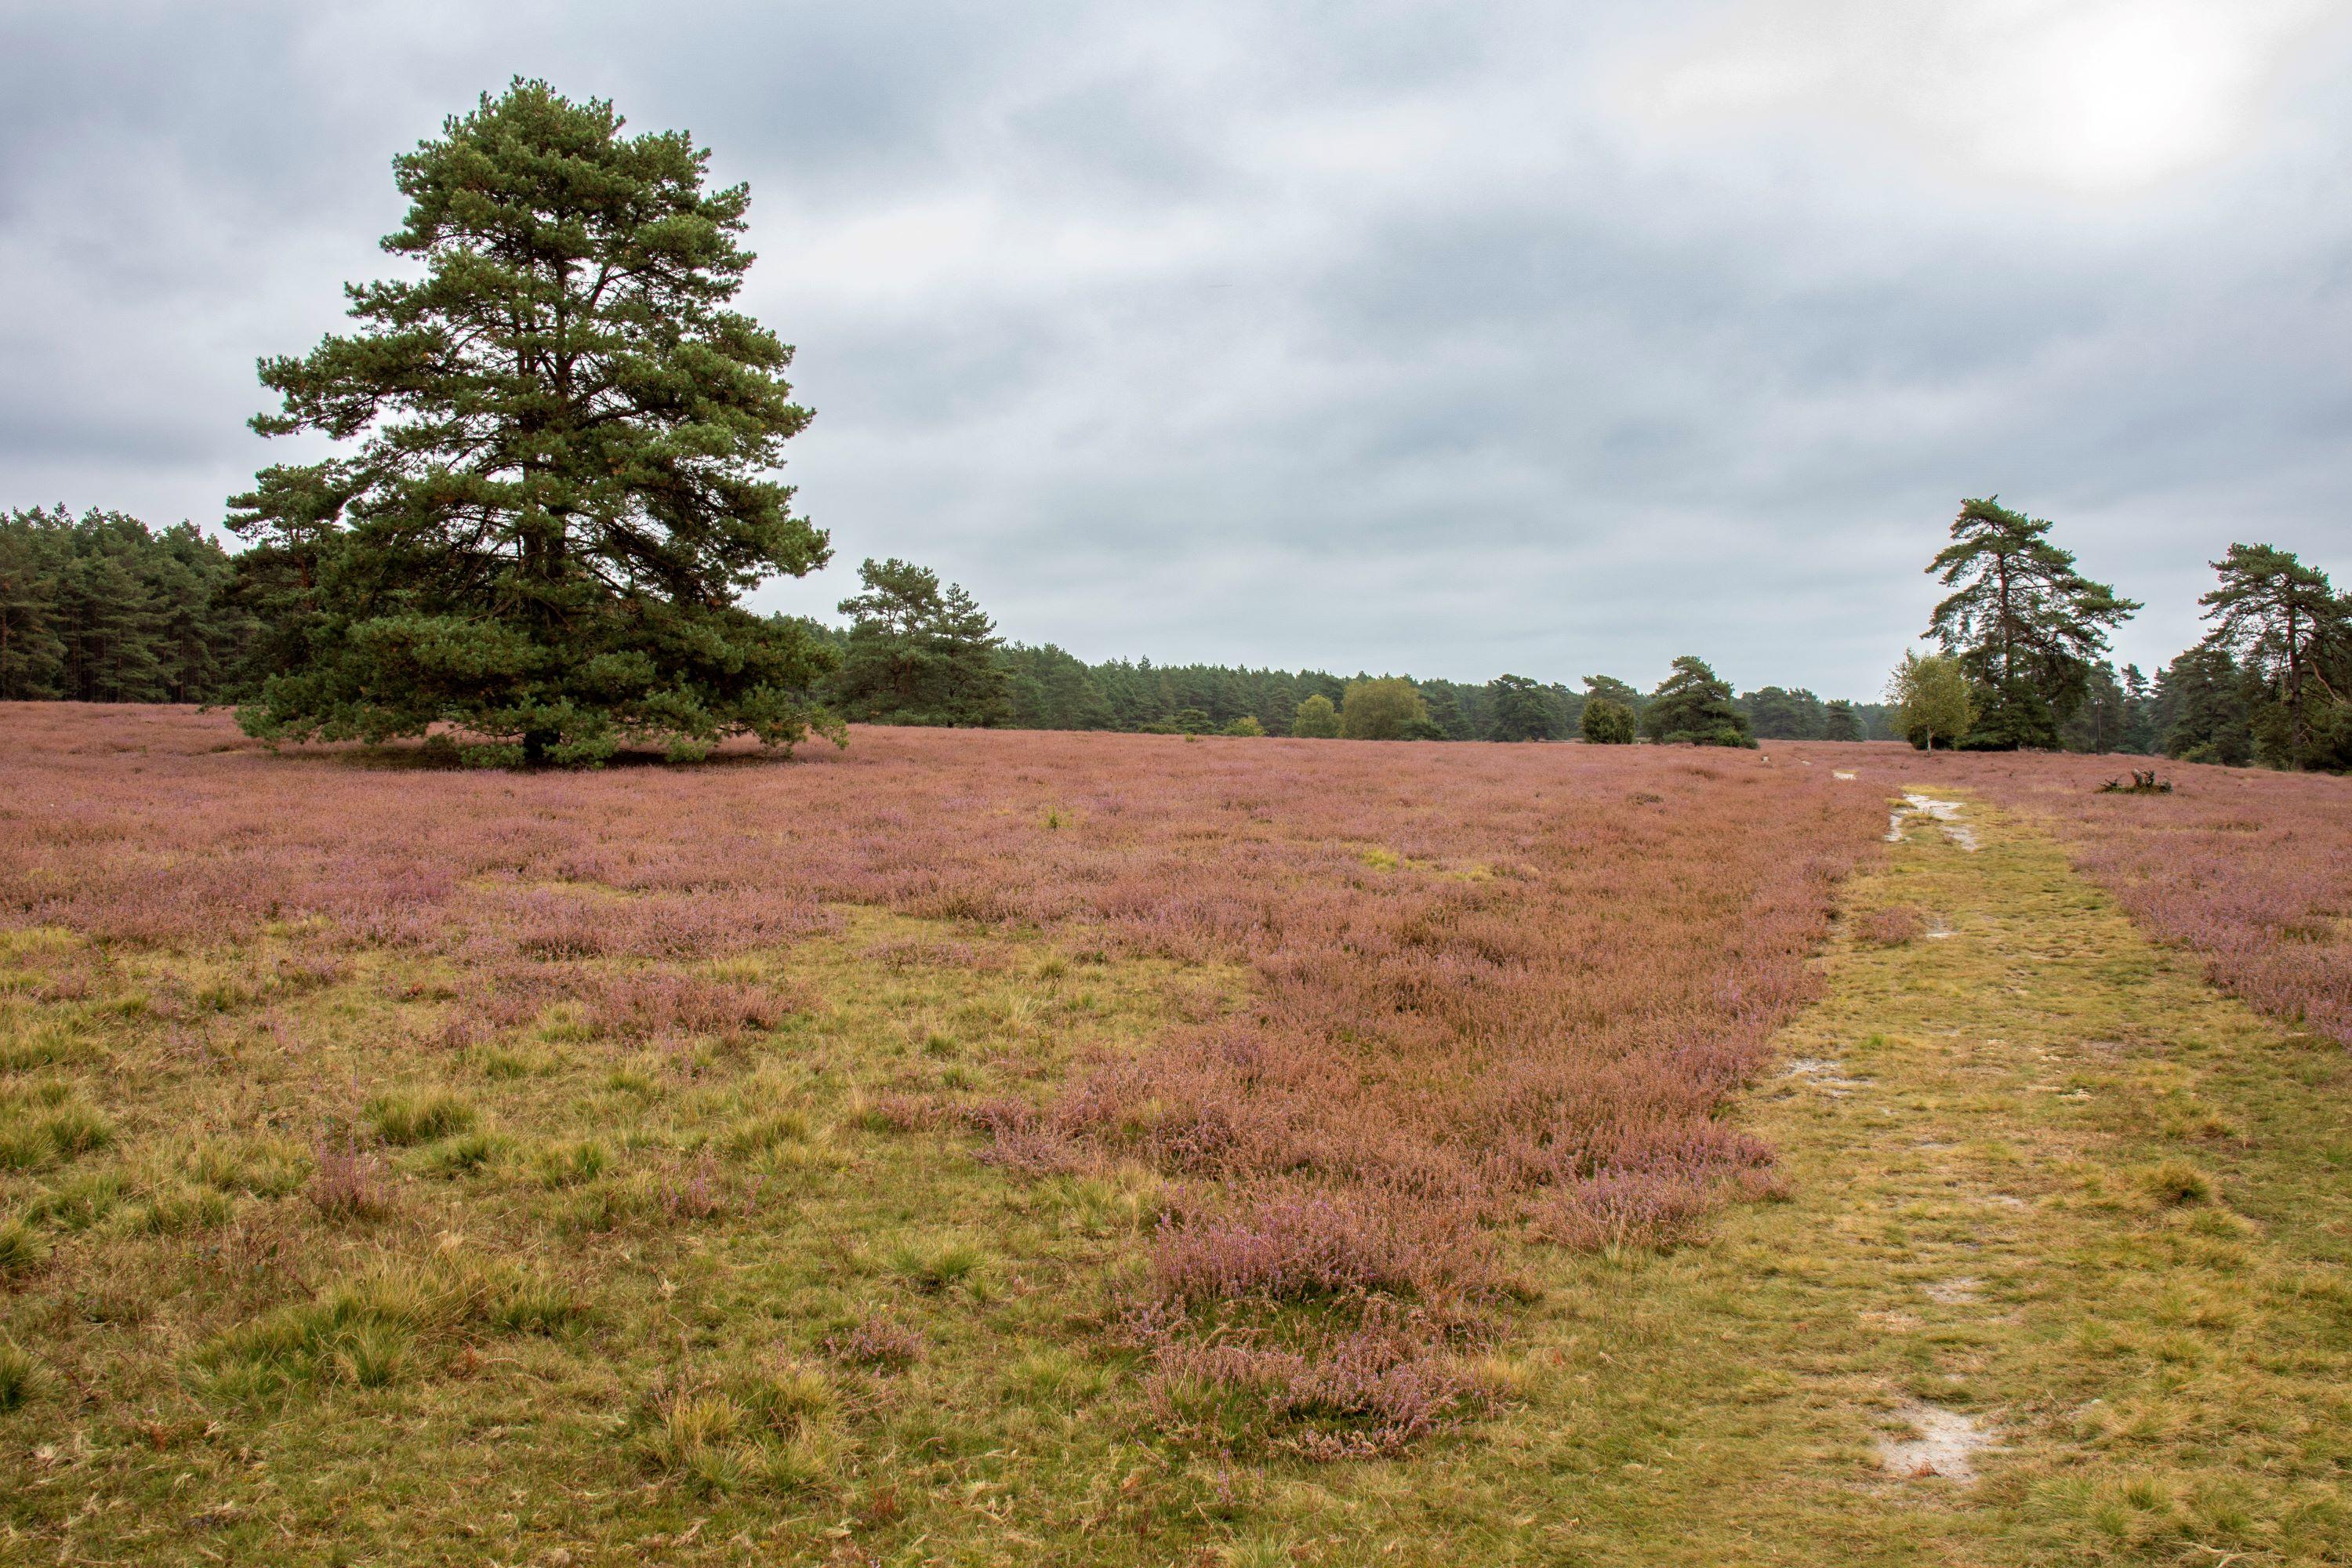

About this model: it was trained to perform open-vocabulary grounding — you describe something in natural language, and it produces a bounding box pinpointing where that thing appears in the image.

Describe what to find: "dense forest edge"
[3,503,2335,763]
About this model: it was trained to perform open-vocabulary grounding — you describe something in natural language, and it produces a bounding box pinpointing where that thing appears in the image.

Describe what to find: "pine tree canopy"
[1,506,252,703]
[228,79,837,765]
[1486,673,1557,741]
[1641,655,1755,747]
[2198,543,2347,768]
[1924,496,2139,750]
[830,557,1011,727]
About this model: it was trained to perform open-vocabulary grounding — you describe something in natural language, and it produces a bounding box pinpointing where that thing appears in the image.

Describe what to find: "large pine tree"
[1924,497,2138,750]
[230,80,837,764]
[2198,543,2347,769]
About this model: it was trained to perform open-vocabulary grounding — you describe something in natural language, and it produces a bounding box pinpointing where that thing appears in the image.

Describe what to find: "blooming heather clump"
[0,705,1900,1454]
[586,971,807,1044]
[1150,1189,1493,1307]
[305,1146,393,1220]
[1858,906,1926,946]
[822,1315,924,1370]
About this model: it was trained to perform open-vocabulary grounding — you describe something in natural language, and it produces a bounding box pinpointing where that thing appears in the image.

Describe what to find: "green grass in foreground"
[2,798,2348,1565]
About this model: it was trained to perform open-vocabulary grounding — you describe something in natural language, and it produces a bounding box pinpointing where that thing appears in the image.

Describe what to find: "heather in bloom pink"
[2,704,1898,1450]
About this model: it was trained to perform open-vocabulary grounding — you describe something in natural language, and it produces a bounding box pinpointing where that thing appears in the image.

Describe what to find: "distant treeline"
[995,642,1903,743]
[0,506,255,702]
[1,506,2332,766]
[989,642,2328,762]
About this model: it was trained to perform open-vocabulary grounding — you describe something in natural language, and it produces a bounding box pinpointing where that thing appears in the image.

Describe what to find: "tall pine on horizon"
[2198,543,2348,769]
[230,80,837,764]
[1924,496,2139,750]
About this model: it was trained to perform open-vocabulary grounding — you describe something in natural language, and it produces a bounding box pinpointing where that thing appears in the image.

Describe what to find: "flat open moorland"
[2,707,2347,1566]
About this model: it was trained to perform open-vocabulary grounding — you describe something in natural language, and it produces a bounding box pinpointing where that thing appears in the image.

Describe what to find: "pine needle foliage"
[228,79,838,766]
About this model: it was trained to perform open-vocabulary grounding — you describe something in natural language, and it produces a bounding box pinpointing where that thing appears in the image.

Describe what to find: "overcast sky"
[4,1,2347,698]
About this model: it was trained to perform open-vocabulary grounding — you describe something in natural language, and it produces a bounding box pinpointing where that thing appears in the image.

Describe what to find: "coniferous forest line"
[3,500,2334,764]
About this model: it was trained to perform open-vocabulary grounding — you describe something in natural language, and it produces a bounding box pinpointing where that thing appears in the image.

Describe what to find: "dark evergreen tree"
[1486,673,1557,740]
[1580,696,1637,744]
[2118,664,2159,754]
[230,80,836,765]
[1925,496,2139,750]
[2060,661,2128,753]
[2154,645,2255,766]
[1820,699,1862,742]
[1583,674,1646,714]
[1420,684,1474,741]
[1742,685,1827,740]
[1004,643,1116,730]
[831,558,1011,726]
[0,517,64,700]
[2198,543,2348,770]
[1642,656,1755,747]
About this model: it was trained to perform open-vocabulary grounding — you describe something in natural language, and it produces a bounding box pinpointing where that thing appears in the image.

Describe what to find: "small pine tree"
[831,559,1011,727]
[1641,657,1755,747]
[1821,699,1862,742]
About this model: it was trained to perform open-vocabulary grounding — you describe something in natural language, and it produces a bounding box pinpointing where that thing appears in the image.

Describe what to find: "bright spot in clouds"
[0,0,2347,697]
[1633,0,2329,194]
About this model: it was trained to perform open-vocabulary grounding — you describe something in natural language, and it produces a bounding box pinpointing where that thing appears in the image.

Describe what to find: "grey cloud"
[2,0,2347,696]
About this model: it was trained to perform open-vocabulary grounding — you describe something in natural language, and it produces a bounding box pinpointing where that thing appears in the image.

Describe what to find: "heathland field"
[2,708,2347,1566]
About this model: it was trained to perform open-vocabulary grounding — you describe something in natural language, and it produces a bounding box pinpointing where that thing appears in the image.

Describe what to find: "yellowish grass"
[1,804,2346,1564]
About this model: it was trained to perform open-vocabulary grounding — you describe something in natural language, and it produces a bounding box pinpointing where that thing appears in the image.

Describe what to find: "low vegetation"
[3,709,2347,1563]
[1845,744,2352,1046]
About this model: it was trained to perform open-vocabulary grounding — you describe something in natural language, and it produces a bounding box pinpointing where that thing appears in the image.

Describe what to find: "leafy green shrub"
[1289,694,1341,739]
[1580,698,1637,745]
